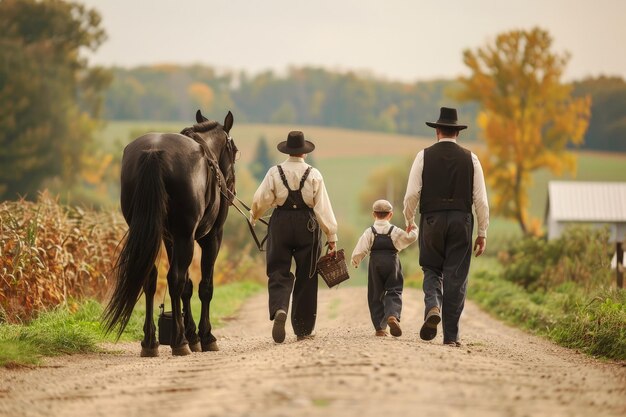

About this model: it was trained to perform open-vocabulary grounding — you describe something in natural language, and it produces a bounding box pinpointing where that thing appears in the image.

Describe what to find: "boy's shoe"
[419,306,441,341]
[272,309,287,343]
[387,316,402,337]
[375,329,388,337]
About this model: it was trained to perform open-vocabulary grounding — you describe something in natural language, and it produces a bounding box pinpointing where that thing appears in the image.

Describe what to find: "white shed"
[545,181,626,242]
[545,181,626,288]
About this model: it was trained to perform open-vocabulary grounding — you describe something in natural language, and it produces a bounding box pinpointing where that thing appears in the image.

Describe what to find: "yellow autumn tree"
[187,82,215,112]
[457,28,591,235]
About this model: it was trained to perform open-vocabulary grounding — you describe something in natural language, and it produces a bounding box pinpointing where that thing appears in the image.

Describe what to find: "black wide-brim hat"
[425,107,467,130]
[277,131,315,154]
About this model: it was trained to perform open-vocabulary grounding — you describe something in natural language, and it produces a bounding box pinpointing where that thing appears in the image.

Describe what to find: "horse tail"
[102,150,167,338]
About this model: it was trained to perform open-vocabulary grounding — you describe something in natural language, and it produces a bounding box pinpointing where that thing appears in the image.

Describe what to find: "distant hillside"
[102,65,626,152]
[103,65,479,138]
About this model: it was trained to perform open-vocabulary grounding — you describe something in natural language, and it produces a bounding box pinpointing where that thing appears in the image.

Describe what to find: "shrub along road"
[1,287,625,417]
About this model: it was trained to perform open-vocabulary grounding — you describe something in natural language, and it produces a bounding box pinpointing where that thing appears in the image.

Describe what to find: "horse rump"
[102,149,167,338]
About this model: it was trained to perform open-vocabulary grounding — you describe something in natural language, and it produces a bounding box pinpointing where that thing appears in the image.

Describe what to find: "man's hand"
[406,223,417,233]
[328,241,336,254]
[248,212,256,227]
[473,236,486,257]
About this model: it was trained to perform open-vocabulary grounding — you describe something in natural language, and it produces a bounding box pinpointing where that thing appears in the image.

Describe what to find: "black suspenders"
[276,165,312,210]
[276,165,312,191]
[371,225,394,236]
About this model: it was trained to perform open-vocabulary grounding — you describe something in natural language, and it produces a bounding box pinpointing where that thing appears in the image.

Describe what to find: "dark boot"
[419,306,441,341]
[272,309,287,343]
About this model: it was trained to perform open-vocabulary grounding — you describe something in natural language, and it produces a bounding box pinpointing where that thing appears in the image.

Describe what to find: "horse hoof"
[171,344,192,356]
[189,341,202,352]
[140,346,159,357]
[202,341,219,352]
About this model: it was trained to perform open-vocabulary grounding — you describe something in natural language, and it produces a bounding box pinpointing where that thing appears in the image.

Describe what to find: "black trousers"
[419,210,473,343]
[266,209,321,337]
[368,253,403,330]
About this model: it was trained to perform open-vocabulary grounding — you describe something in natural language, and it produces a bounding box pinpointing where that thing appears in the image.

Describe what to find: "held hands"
[406,223,417,233]
[474,236,486,257]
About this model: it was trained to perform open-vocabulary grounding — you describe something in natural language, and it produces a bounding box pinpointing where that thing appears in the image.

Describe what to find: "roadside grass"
[0,281,263,368]
[468,257,626,361]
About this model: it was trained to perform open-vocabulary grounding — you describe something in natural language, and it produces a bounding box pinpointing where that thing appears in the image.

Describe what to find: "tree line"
[103,65,626,153]
[0,0,111,199]
[1,0,624,214]
[104,65,480,139]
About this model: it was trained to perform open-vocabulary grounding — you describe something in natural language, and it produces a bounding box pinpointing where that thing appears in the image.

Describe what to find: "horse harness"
[205,155,269,252]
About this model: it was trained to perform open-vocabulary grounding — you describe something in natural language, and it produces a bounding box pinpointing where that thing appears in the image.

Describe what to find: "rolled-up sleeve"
[391,227,418,251]
[471,153,489,238]
[351,229,373,267]
[312,174,338,242]
[403,150,424,227]
[250,168,277,225]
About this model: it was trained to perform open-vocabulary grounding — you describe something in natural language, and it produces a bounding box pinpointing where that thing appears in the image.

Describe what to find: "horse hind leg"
[198,233,221,352]
[198,278,219,352]
[167,237,195,356]
[182,273,201,352]
[140,265,159,357]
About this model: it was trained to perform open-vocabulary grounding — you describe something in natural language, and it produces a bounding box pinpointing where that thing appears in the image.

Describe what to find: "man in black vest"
[403,107,489,346]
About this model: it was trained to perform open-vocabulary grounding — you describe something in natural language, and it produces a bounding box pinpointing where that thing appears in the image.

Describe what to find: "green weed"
[0,281,263,367]
[469,268,626,360]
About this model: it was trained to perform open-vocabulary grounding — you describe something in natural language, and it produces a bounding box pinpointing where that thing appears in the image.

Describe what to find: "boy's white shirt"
[350,219,418,267]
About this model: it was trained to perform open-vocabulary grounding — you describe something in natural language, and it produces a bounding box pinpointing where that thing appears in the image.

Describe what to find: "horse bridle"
[223,134,238,188]
[220,133,269,251]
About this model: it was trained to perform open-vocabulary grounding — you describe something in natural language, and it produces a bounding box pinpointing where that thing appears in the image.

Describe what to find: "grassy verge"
[0,281,263,368]
[468,259,626,361]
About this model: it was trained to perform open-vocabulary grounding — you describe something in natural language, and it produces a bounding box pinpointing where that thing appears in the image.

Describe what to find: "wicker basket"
[317,248,350,288]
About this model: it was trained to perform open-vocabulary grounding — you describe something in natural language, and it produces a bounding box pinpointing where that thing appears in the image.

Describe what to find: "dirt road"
[1,287,625,417]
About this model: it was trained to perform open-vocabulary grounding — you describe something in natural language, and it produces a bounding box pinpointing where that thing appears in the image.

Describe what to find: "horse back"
[121,133,218,238]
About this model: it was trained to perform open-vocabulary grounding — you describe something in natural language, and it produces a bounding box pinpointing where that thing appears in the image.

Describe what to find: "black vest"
[420,141,474,214]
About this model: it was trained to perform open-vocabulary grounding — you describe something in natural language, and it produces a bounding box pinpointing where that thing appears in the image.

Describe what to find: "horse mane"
[180,120,220,160]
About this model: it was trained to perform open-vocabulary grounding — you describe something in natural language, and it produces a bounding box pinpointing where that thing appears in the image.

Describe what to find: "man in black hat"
[403,107,489,346]
[250,131,338,343]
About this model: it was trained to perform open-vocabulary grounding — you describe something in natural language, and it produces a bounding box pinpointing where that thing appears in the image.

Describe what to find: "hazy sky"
[79,0,626,82]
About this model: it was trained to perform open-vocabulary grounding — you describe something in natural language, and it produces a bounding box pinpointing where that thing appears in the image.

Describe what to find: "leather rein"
[208,135,269,252]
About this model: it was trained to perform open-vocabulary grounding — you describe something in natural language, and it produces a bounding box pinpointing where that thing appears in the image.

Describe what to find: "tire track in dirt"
[1,287,625,417]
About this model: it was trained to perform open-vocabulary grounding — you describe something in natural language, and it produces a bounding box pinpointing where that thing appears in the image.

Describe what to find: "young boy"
[351,199,418,337]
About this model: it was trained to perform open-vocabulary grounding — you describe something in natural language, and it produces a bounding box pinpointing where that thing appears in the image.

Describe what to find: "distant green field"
[98,120,626,283]
[96,120,432,163]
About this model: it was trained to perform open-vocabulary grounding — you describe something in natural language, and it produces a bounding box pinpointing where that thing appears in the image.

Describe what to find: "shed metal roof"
[547,181,626,222]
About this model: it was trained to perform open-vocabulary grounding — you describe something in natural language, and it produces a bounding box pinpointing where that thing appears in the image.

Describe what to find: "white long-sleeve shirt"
[251,157,338,242]
[351,219,418,267]
[403,138,490,237]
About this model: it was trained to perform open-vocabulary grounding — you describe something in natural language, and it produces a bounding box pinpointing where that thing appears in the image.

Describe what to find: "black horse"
[103,110,238,356]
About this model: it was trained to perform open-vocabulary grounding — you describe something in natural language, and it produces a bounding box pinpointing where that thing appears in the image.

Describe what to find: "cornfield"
[0,192,267,323]
[0,192,126,323]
